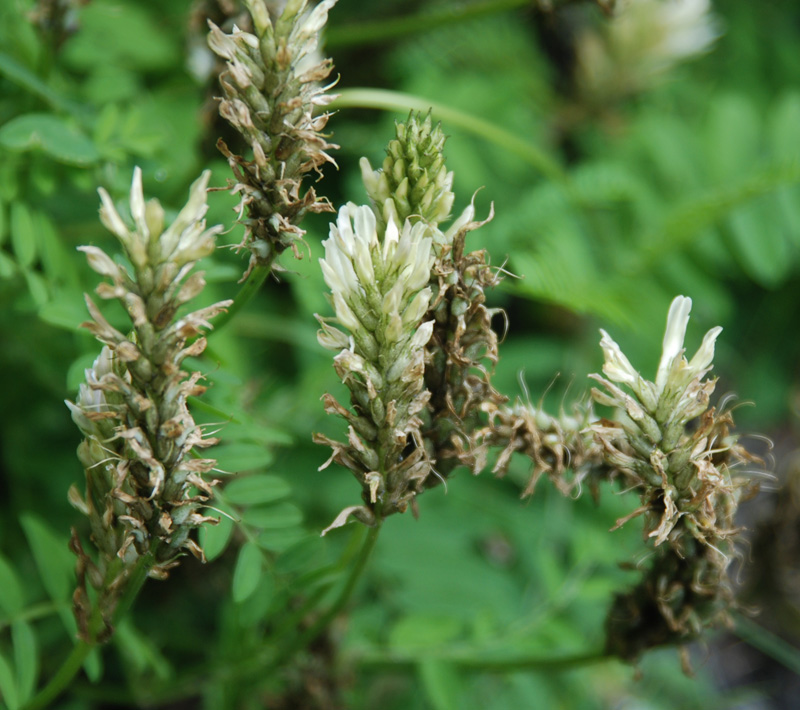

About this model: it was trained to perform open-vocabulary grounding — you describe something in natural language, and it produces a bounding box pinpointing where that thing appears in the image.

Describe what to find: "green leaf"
[213,443,273,473]
[418,659,460,710]
[84,648,102,683]
[236,578,274,628]
[19,513,74,603]
[273,537,324,575]
[727,200,791,286]
[199,512,234,563]
[389,614,462,651]
[0,200,6,245]
[241,502,303,529]
[11,621,37,704]
[0,155,20,202]
[0,652,18,710]
[62,2,180,73]
[38,294,87,331]
[0,251,16,279]
[0,113,99,166]
[9,202,36,269]
[0,53,80,115]
[232,542,263,604]
[223,475,291,506]
[769,91,800,160]
[114,619,171,681]
[705,94,761,183]
[257,526,307,554]
[633,160,800,273]
[0,555,24,616]
[36,212,75,286]
[22,269,49,307]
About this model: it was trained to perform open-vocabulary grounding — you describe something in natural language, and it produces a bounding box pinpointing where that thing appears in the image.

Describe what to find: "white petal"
[402,288,432,326]
[78,246,120,279]
[599,329,638,387]
[160,170,212,258]
[656,296,692,394]
[97,187,130,241]
[129,167,149,239]
[332,292,360,332]
[409,319,434,350]
[687,325,722,377]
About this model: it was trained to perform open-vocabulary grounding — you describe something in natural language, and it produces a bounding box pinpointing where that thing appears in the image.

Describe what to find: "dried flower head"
[67,168,232,640]
[208,0,339,277]
[472,397,602,498]
[590,296,758,659]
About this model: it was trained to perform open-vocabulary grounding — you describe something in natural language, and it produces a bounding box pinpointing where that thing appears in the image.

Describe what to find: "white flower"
[616,0,720,67]
[655,296,723,397]
[160,170,220,265]
[320,202,434,339]
[97,168,219,270]
[654,0,719,60]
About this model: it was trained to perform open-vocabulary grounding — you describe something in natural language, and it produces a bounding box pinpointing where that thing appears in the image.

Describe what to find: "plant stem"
[132,524,383,705]
[331,88,568,185]
[21,551,155,710]
[272,523,382,664]
[356,648,609,673]
[21,640,93,710]
[734,613,800,676]
[326,0,530,48]
[112,550,154,624]
[208,261,272,337]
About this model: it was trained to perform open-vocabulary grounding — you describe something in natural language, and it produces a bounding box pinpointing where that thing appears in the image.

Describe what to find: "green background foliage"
[1,0,799,707]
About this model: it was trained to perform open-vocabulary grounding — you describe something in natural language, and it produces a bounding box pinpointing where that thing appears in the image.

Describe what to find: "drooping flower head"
[590,296,756,660]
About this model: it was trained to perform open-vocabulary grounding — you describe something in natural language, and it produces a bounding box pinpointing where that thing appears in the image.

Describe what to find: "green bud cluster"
[360,112,454,232]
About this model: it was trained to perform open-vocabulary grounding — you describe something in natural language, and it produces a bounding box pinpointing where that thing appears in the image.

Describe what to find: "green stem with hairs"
[326,0,530,48]
[330,88,568,185]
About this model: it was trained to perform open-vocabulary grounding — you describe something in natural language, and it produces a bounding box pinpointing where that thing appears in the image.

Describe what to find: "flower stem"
[21,553,155,710]
[273,523,382,664]
[208,262,272,337]
[21,640,93,710]
[356,648,609,673]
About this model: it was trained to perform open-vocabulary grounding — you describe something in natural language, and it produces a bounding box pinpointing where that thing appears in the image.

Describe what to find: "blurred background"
[1,0,799,707]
